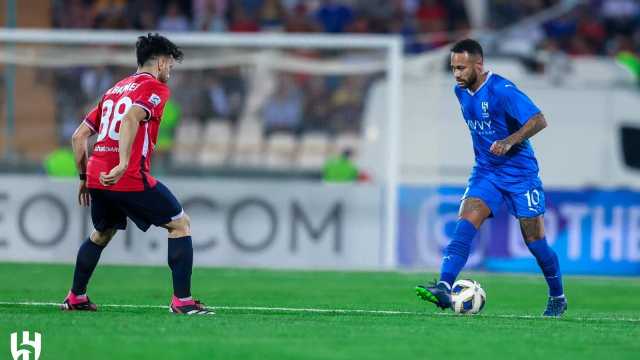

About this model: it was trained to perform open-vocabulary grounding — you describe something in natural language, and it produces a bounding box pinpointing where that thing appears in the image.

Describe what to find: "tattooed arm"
[490,113,547,156]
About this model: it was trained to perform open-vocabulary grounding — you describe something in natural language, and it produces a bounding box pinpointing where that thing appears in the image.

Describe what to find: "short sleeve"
[131,80,170,121]
[82,105,100,134]
[502,83,541,125]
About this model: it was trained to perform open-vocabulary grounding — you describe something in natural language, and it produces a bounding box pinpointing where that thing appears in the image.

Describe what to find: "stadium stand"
[5,0,640,176]
[172,117,203,167]
[265,132,297,169]
[297,132,330,170]
[231,120,264,167]
[198,120,233,167]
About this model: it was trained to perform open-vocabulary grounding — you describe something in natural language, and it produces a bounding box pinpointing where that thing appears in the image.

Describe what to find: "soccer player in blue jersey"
[415,39,567,316]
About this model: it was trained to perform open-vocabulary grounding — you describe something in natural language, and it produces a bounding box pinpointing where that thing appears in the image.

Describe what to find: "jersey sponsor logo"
[94,145,119,153]
[466,119,495,136]
[105,82,139,96]
[149,93,161,107]
[466,119,492,131]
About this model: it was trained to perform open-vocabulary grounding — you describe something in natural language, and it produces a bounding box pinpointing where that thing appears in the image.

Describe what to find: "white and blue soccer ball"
[451,279,486,314]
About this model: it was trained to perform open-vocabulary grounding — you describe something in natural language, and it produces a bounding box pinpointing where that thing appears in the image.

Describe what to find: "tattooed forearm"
[506,113,547,145]
[490,113,547,156]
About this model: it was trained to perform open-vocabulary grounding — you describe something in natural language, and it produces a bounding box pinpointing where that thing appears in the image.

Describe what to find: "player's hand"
[100,164,127,186]
[78,181,91,207]
[490,139,513,156]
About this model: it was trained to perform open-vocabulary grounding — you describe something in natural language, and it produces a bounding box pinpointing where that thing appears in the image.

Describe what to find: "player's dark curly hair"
[451,39,483,59]
[136,33,184,67]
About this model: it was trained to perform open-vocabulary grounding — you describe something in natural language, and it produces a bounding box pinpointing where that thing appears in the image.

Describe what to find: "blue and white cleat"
[543,296,567,317]
[415,282,452,310]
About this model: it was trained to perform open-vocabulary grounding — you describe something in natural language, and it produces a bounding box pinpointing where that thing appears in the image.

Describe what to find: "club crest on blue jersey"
[481,101,489,118]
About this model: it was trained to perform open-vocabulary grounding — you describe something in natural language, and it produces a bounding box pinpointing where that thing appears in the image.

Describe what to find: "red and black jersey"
[84,72,170,191]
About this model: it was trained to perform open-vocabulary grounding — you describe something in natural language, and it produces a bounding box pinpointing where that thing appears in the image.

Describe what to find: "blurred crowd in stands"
[44,0,640,172]
[53,0,475,54]
[52,0,640,57]
[496,0,640,59]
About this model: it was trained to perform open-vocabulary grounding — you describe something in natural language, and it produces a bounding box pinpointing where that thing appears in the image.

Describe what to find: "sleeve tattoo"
[506,113,547,145]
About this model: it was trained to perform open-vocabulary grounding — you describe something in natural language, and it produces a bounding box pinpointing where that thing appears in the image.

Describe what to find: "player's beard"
[464,71,478,89]
[456,71,476,89]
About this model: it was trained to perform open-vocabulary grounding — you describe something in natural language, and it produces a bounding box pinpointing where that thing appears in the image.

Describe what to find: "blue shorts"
[462,173,545,218]
[89,181,183,232]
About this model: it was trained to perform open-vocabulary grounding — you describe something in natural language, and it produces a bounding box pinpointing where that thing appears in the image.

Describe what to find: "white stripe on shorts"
[171,209,185,221]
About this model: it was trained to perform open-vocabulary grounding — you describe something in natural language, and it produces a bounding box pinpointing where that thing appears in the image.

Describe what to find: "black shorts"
[89,181,183,232]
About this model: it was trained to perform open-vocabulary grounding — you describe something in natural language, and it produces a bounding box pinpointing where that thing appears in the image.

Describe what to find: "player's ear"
[474,56,483,71]
[160,56,171,70]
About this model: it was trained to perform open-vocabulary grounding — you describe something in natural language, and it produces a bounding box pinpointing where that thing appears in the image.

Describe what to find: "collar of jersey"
[466,71,492,96]
[134,72,156,79]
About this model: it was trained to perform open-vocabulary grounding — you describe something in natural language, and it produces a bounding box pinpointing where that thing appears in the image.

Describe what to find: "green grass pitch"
[1,262,638,360]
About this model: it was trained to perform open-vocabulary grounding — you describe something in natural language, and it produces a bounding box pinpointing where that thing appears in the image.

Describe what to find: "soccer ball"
[451,279,486,314]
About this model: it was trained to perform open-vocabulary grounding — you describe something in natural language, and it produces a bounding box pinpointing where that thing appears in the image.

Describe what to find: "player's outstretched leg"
[61,230,115,311]
[164,215,214,315]
[416,198,489,310]
[520,217,567,317]
[415,218,478,310]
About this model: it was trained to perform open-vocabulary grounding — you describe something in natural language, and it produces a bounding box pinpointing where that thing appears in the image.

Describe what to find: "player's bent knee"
[90,229,117,246]
[176,214,190,232]
[165,214,191,237]
[458,198,491,228]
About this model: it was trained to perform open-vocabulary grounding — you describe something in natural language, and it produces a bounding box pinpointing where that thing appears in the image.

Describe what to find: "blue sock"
[168,236,193,298]
[527,237,564,297]
[439,219,477,287]
[72,238,105,295]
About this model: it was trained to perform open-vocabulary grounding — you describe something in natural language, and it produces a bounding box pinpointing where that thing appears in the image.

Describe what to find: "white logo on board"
[10,331,41,360]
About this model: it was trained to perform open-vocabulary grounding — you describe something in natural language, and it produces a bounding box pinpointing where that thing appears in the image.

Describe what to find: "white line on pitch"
[1,301,639,323]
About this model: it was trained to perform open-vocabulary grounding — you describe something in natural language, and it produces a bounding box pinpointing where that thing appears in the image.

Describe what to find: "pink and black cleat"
[169,295,214,315]
[61,291,97,311]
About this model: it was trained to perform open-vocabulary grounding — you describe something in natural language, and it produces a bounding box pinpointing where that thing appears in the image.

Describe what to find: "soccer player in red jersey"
[62,33,212,315]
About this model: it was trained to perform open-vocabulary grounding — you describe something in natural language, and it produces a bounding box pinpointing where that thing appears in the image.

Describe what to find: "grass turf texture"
[1,263,638,360]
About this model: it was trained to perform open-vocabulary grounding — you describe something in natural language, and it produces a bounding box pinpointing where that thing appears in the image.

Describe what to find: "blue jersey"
[455,72,541,181]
